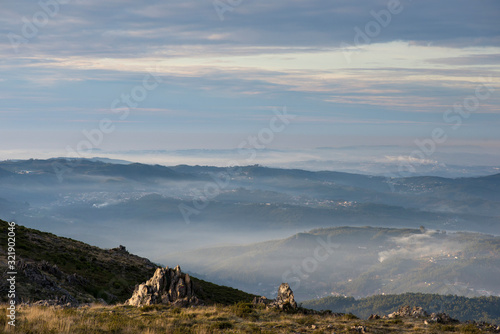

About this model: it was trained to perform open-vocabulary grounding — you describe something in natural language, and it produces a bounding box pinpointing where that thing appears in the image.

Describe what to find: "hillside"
[170,226,500,301]
[6,303,500,334]
[0,219,255,305]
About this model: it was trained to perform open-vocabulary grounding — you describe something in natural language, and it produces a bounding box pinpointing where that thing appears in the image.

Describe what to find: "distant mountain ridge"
[0,158,185,181]
[0,158,498,283]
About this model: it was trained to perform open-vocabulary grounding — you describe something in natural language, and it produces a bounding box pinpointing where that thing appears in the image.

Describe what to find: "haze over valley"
[1,158,499,303]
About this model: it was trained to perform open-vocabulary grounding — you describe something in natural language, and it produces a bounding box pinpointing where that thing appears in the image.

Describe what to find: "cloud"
[1,0,499,158]
[427,54,500,66]
[2,0,499,59]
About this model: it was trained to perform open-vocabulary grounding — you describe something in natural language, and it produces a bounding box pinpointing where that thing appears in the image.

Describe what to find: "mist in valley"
[1,158,499,302]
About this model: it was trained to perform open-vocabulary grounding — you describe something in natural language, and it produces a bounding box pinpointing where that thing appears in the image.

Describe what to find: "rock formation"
[253,283,297,310]
[428,312,459,324]
[383,306,458,324]
[126,265,201,307]
[386,305,428,318]
[273,283,297,310]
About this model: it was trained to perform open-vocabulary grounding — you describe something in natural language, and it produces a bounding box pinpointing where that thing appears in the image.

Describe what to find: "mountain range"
[0,158,499,304]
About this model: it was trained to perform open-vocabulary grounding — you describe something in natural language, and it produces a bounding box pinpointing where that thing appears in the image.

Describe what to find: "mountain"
[169,226,500,301]
[0,167,13,178]
[0,159,498,258]
[0,158,184,181]
[0,219,255,305]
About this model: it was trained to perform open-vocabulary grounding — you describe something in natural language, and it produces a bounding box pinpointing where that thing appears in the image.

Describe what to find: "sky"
[1,0,500,173]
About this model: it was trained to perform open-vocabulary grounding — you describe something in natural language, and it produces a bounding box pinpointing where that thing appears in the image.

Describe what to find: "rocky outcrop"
[253,283,297,311]
[383,306,458,325]
[428,312,459,324]
[126,265,201,307]
[272,283,297,310]
[386,305,428,318]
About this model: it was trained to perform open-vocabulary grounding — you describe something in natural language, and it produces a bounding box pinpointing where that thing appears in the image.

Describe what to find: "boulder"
[126,265,201,307]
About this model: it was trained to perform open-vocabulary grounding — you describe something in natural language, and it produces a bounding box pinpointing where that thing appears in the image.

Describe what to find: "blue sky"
[1,0,499,171]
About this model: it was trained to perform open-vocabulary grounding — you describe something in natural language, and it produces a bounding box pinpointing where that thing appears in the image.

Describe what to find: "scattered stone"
[429,312,459,324]
[126,265,201,307]
[32,294,78,307]
[351,325,367,333]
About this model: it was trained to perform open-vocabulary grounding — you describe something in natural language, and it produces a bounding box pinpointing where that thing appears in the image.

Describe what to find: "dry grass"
[1,303,495,334]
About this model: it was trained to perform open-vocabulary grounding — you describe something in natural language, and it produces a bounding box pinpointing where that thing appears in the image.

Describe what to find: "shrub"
[232,302,255,318]
[211,321,233,330]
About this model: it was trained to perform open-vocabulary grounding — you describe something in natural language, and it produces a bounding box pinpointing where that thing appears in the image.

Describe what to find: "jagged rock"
[272,283,297,310]
[125,265,201,307]
[368,314,380,320]
[253,283,297,311]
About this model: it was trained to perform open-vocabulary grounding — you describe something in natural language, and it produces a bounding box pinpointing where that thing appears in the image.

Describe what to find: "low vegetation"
[3,303,499,334]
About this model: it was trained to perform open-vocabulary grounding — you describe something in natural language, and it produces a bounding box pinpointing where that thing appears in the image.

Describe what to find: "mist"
[1,158,499,300]
[378,230,464,263]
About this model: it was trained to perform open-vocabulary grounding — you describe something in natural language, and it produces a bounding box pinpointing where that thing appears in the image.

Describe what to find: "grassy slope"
[2,303,499,334]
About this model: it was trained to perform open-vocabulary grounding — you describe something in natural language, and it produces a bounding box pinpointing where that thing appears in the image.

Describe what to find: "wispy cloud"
[1,0,499,159]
